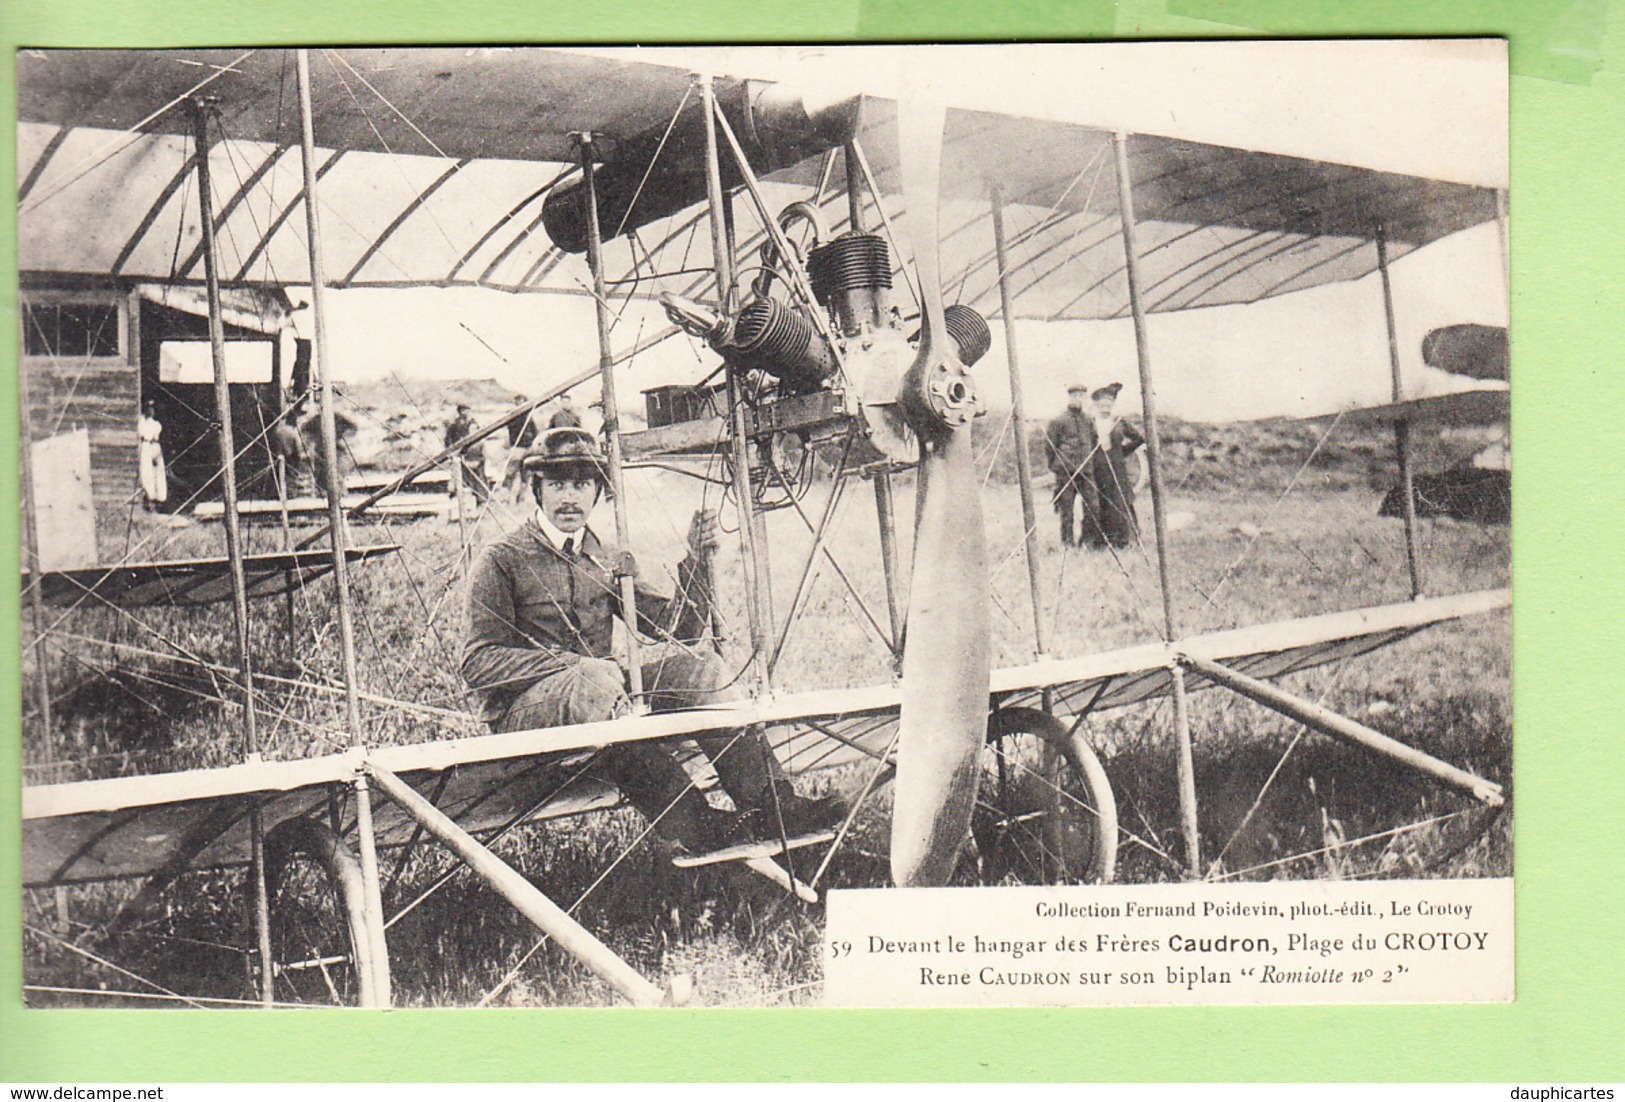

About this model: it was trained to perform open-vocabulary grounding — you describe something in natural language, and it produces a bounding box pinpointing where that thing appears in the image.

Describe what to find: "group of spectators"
[1044,379,1146,550]
[445,391,582,506]
[138,394,352,509]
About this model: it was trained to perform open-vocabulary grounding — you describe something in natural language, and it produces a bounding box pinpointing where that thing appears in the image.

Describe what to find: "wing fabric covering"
[23,759,621,886]
[16,49,1497,319]
[888,100,993,887]
[1319,389,1509,429]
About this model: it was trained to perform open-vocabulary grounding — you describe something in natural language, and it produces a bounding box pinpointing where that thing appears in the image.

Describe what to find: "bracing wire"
[19,49,258,219]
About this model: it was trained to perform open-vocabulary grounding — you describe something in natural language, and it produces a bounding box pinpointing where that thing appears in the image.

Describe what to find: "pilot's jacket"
[460,520,709,725]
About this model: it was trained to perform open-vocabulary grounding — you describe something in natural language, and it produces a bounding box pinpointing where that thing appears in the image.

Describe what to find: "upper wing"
[22,587,1506,886]
[18,46,1499,320]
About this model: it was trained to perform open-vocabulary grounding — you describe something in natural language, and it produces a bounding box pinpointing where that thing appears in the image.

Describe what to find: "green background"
[3,0,1620,1082]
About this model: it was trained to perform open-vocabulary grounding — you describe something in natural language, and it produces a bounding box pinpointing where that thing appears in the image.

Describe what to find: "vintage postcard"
[16,41,1509,1013]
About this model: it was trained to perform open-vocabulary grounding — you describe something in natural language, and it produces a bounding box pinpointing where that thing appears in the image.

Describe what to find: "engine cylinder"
[943,304,993,367]
[909,305,993,368]
[729,298,837,392]
[807,233,891,337]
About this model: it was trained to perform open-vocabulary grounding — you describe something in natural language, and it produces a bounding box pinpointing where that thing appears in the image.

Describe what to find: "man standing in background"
[445,402,489,505]
[548,391,582,430]
[497,392,543,504]
[1044,382,1099,547]
[268,399,310,498]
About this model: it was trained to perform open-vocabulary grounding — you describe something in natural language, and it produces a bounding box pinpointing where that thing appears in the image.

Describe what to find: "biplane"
[15,43,1511,1008]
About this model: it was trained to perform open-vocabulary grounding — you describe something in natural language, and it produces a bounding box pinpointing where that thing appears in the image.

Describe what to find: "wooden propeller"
[889,100,993,887]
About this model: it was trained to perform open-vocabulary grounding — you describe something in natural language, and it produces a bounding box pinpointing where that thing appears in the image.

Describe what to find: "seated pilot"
[461,427,845,853]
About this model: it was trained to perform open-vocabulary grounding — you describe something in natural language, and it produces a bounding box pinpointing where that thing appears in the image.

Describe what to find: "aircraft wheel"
[263,816,385,1006]
[970,707,1118,885]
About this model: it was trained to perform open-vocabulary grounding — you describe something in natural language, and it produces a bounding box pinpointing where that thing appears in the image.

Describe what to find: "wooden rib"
[229,148,348,283]
[176,143,290,277]
[338,158,469,285]
[109,152,201,277]
[17,124,72,204]
[444,169,569,284]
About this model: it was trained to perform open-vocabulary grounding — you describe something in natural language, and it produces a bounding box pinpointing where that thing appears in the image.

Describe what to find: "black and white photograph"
[17,42,1510,1009]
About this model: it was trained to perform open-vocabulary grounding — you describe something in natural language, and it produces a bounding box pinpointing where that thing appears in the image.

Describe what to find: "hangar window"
[23,301,121,358]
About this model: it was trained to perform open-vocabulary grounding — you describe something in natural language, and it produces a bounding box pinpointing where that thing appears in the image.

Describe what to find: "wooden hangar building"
[20,281,304,530]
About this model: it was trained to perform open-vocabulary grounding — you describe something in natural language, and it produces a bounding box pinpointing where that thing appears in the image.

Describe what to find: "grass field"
[19,410,1511,1008]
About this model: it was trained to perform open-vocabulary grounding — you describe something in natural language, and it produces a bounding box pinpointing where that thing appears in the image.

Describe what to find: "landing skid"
[670,828,837,868]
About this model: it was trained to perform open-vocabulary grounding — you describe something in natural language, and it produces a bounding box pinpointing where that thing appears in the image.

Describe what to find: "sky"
[306,218,1507,425]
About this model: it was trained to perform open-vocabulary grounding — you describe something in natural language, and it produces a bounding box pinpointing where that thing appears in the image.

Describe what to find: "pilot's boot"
[762,779,850,837]
[591,742,740,853]
[702,730,849,838]
[662,792,754,855]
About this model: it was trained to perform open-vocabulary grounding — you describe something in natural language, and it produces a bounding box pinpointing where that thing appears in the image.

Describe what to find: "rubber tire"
[973,707,1118,885]
[262,816,387,1006]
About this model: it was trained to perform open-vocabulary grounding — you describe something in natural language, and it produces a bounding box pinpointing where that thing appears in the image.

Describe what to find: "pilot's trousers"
[493,649,781,833]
